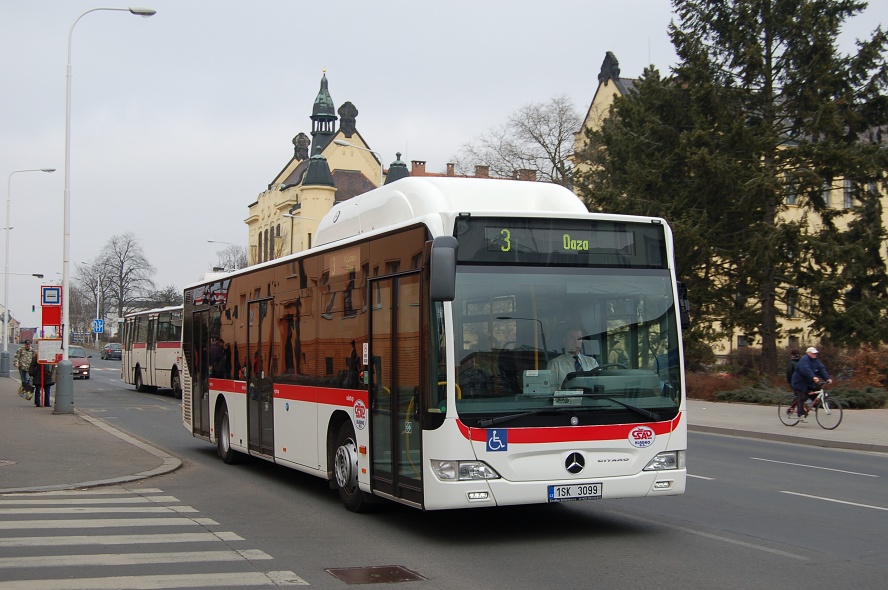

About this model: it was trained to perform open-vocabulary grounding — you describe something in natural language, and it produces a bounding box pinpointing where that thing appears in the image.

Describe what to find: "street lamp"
[59,6,156,412]
[2,168,55,378]
[333,139,384,186]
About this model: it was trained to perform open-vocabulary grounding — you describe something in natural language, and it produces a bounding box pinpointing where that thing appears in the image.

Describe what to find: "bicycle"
[778,388,843,429]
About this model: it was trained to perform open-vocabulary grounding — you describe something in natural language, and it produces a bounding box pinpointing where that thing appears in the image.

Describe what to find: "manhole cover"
[326,565,426,585]
[0,460,16,467]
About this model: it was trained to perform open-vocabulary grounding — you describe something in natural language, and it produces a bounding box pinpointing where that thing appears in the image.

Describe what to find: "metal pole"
[57,7,156,413]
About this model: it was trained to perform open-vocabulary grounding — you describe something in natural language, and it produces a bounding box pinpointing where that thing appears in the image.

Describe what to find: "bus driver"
[547,326,599,386]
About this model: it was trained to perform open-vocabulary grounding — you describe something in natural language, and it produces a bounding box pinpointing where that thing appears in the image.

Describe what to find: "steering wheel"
[598,363,629,369]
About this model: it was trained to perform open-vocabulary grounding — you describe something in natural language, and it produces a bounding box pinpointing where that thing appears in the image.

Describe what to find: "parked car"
[101,343,122,360]
[69,345,91,379]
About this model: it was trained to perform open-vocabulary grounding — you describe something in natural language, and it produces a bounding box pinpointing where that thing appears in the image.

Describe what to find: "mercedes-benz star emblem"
[565,452,585,474]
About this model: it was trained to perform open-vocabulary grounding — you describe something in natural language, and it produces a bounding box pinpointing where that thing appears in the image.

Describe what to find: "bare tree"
[452,94,581,187]
[213,244,249,270]
[98,233,156,319]
[75,259,114,327]
[142,284,183,308]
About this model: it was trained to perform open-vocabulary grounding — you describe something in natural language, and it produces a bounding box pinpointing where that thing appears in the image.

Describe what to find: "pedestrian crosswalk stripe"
[0,571,309,589]
[0,516,219,529]
[0,488,164,496]
[0,496,180,505]
[0,531,244,547]
[0,505,198,515]
[0,549,273,569]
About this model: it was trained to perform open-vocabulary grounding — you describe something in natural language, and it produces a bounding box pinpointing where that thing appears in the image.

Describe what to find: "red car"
[69,345,92,379]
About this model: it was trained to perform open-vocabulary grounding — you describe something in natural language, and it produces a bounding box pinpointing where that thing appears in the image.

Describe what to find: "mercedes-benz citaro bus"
[182,177,688,512]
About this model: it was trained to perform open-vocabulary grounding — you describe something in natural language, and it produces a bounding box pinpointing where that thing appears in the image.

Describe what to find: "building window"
[843,178,855,209]
[264,228,270,261]
[786,289,798,318]
[737,335,749,348]
[822,181,831,207]
[784,173,797,205]
[788,335,799,350]
[257,233,263,263]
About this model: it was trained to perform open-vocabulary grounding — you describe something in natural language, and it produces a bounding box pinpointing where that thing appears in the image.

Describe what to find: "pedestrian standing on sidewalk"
[790,347,832,420]
[13,339,38,396]
[28,357,56,408]
[785,349,801,385]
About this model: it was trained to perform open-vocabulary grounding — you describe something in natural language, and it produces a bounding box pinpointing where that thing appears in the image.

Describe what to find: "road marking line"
[781,491,888,511]
[687,474,714,480]
[0,506,198,515]
[611,511,808,560]
[0,531,244,547]
[0,549,272,568]
[751,457,878,477]
[0,517,218,530]
[0,571,309,589]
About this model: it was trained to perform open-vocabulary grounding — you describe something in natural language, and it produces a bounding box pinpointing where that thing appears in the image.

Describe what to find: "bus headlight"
[643,450,686,471]
[431,460,500,481]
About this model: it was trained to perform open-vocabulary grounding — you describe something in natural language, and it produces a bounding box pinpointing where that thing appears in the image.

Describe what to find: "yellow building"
[245,73,403,261]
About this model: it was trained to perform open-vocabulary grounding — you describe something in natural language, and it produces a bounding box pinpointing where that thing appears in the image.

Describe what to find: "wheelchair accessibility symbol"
[486,429,507,452]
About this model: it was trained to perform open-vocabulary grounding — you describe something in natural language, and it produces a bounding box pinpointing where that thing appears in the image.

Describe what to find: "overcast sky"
[1,1,884,330]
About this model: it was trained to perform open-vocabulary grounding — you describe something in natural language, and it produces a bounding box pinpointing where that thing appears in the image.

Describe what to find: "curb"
[0,409,182,494]
[689,424,888,455]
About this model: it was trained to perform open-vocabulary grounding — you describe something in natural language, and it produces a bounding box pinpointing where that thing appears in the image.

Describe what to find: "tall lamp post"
[58,6,156,413]
[2,168,55,378]
[333,139,384,186]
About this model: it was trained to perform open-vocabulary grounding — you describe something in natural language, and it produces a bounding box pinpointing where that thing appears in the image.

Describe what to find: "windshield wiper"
[478,407,572,427]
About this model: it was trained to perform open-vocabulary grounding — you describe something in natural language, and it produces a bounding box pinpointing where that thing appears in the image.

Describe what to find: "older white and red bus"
[122,305,183,397]
[182,177,688,512]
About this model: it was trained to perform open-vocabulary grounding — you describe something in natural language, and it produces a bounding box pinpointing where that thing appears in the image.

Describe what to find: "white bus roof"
[315,177,588,246]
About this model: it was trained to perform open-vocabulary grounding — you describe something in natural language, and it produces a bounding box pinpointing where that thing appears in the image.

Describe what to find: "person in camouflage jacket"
[13,340,38,393]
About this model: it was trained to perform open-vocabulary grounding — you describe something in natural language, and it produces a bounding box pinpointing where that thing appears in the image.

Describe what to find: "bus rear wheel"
[217,406,239,464]
[333,422,369,512]
[134,368,146,392]
[171,369,182,399]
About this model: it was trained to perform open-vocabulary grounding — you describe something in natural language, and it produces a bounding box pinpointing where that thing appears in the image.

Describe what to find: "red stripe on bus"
[457,412,683,444]
[209,379,247,394]
[210,380,367,407]
[133,343,147,349]
[157,342,180,349]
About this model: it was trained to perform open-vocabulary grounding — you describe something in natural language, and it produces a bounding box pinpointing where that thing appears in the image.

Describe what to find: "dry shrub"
[686,372,747,400]
[832,343,888,388]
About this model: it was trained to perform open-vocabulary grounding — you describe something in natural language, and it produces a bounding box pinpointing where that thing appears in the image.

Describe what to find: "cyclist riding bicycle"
[790,347,832,420]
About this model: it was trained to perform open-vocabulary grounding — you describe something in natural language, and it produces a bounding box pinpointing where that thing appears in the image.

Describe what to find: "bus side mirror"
[430,236,458,302]
[677,281,690,330]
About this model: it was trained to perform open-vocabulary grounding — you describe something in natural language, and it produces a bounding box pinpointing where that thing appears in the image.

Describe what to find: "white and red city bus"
[122,305,183,397]
[182,177,688,511]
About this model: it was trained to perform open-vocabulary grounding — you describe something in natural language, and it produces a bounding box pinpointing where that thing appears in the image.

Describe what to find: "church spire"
[310,70,337,156]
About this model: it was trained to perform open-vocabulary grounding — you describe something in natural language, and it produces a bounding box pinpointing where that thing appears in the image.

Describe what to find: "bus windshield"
[451,265,682,425]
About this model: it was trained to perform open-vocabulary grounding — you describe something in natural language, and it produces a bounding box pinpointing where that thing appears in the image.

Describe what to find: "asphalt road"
[62,357,888,589]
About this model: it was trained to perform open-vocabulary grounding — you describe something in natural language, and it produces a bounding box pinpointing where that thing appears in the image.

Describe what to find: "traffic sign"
[92,319,104,334]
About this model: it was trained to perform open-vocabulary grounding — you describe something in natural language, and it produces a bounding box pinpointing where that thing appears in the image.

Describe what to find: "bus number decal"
[354,399,367,430]
[628,426,655,448]
[499,229,511,252]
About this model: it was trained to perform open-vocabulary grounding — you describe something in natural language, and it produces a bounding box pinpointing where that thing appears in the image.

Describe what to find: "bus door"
[247,299,274,456]
[369,273,422,505]
[191,310,210,437]
[146,316,157,387]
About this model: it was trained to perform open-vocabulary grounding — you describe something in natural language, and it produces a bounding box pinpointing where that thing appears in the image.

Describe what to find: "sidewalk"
[1,374,884,493]
[0,376,180,493]
[688,399,888,454]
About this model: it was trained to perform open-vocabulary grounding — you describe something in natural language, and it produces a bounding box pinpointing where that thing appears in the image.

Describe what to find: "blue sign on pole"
[92,319,104,334]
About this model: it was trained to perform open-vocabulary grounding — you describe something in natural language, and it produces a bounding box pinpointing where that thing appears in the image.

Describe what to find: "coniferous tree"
[576,0,888,374]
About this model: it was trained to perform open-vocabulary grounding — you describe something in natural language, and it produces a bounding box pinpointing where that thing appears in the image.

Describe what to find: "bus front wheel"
[333,422,369,512]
